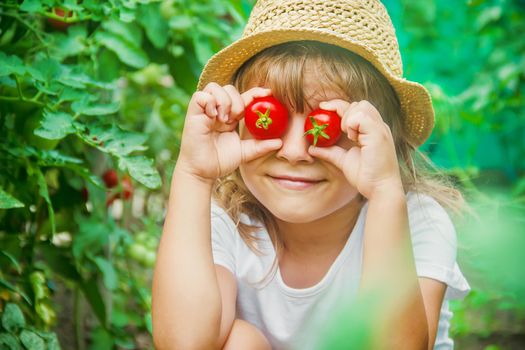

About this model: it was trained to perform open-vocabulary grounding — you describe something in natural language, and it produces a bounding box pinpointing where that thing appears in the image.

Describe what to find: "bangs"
[232,41,353,114]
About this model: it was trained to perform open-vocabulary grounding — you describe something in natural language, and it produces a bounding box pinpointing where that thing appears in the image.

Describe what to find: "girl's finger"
[188,91,218,119]
[307,144,347,170]
[319,99,355,120]
[240,87,273,108]
[319,99,359,141]
[344,108,382,143]
[203,82,232,123]
[240,138,282,163]
[223,85,245,124]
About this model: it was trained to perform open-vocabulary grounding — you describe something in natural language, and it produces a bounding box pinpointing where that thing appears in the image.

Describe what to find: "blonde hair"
[212,41,466,286]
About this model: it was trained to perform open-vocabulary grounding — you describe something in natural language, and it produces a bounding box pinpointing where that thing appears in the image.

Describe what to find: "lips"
[268,174,324,190]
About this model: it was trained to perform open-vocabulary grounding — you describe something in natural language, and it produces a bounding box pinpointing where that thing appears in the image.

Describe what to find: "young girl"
[152,1,471,349]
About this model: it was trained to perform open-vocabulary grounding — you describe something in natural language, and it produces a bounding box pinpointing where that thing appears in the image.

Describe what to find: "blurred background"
[0,0,523,349]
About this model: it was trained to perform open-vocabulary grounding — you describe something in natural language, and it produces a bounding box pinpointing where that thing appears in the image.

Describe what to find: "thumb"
[308,145,347,169]
[240,138,282,163]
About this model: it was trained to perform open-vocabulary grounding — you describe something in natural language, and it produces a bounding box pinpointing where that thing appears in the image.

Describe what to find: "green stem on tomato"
[255,107,272,130]
[304,116,330,146]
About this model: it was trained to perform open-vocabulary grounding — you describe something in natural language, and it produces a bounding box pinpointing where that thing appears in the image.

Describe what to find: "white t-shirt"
[210,191,470,350]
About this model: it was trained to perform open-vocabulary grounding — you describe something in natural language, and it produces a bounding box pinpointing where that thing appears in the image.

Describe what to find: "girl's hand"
[307,100,403,199]
[176,83,283,182]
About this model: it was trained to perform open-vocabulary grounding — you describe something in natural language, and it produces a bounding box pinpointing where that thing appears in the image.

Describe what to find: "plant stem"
[74,286,85,350]
[0,95,46,107]
[0,11,48,44]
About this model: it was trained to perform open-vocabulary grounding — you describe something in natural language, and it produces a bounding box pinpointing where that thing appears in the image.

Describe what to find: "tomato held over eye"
[244,96,288,139]
[304,109,342,147]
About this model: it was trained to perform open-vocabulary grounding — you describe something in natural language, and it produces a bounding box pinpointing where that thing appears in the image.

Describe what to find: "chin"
[259,192,359,224]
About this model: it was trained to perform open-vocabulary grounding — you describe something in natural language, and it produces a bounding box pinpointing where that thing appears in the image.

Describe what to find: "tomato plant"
[244,96,288,139]
[0,0,248,348]
[303,109,341,147]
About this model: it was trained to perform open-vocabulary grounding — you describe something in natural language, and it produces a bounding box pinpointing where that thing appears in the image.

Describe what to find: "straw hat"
[198,0,434,146]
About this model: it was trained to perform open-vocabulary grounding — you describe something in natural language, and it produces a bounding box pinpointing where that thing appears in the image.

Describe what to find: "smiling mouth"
[268,175,325,190]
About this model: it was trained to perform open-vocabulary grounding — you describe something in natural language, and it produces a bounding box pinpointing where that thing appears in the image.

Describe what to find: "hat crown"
[243,0,403,76]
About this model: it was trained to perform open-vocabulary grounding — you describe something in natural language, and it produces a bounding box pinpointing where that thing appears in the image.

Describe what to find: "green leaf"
[96,31,148,69]
[0,52,25,77]
[79,122,148,156]
[0,280,32,306]
[20,0,43,12]
[192,33,214,66]
[27,57,63,82]
[72,216,110,260]
[88,327,113,350]
[19,330,45,350]
[0,250,22,273]
[30,330,60,350]
[36,149,83,166]
[144,312,153,334]
[51,26,87,59]
[0,188,24,209]
[34,111,76,140]
[79,279,107,328]
[92,257,118,291]
[138,2,169,49]
[32,149,104,188]
[40,244,81,281]
[118,156,161,189]
[57,87,89,103]
[101,20,143,47]
[28,165,55,235]
[72,99,120,116]
[0,333,20,350]
[168,15,193,30]
[1,303,25,332]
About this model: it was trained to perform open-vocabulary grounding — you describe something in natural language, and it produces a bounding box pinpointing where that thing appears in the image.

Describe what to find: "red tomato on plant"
[304,109,342,147]
[47,8,73,31]
[105,175,133,206]
[102,169,118,188]
[244,96,288,139]
[121,176,133,200]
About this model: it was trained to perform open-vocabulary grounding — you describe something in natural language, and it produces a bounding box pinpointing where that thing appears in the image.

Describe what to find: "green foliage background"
[0,0,523,349]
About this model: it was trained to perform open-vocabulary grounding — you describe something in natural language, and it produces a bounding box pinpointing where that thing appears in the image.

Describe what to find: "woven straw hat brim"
[198,29,434,147]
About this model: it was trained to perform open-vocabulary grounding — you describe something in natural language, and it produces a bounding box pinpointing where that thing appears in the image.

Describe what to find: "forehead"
[303,66,345,101]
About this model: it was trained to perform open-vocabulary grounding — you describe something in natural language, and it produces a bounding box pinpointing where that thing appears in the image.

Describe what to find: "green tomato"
[128,243,148,262]
[136,231,158,250]
[23,112,59,150]
[36,301,56,326]
[135,231,149,244]
[141,250,157,268]
[160,0,177,20]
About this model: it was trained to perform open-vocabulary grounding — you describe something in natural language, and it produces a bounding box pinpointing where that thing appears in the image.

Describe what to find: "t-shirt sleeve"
[210,201,237,274]
[407,192,471,300]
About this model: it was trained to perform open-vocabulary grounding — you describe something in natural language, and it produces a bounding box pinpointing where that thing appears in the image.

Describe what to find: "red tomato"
[121,176,133,200]
[106,175,133,206]
[304,109,342,147]
[47,8,73,31]
[244,96,288,139]
[102,169,118,188]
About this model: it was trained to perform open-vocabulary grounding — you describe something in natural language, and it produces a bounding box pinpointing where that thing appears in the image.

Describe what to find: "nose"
[276,113,314,165]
